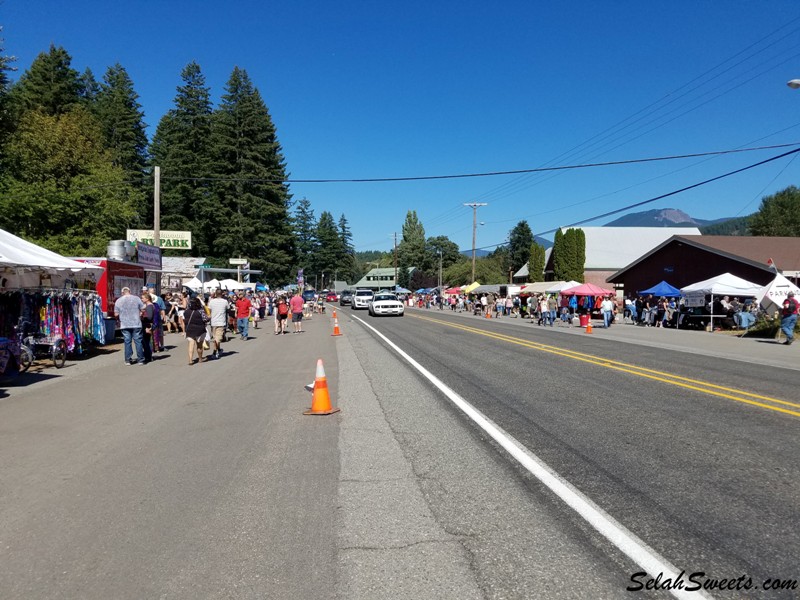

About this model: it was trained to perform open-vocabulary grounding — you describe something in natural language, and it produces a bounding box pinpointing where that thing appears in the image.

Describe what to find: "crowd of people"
[114,287,318,366]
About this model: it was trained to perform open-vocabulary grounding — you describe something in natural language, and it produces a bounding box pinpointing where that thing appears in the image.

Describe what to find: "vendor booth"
[0,229,108,374]
[680,272,762,331]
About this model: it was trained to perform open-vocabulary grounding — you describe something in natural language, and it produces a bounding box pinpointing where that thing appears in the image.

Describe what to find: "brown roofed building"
[607,235,800,294]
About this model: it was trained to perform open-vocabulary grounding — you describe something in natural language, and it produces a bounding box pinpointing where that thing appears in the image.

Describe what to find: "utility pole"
[438,250,442,295]
[393,232,398,289]
[153,166,161,294]
[464,203,487,283]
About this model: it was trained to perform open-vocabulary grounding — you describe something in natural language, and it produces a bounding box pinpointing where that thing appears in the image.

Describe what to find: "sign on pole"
[128,229,192,249]
[229,258,247,265]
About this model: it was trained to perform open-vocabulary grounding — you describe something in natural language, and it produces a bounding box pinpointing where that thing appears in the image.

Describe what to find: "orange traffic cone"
[304,359,341,415]
[585,319,593,334]
[485,311,491,319]
[332,308,337,319]
[331,316,342,336]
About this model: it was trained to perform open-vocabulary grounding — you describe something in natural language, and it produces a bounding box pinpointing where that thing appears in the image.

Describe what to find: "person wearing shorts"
[275,297,289,334]
[207,290,229,359]
[290,291,305,333]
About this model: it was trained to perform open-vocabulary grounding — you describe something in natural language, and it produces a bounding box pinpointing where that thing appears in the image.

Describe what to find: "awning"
[0,228,103,272]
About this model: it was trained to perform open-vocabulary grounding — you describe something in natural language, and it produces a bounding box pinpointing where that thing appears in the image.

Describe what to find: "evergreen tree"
[397,253,411,289]
[78,67,100,105]
[398,210,426,269]
[749,185,800,236]
[508,220,533,273]
[96,64,148,180]
[528,242,546,282]
[552,229,567,280]
[0,27,17,155]
[554,228,585,282]
[10,44,81,116]
[293,197,317,265]
[210,66,295,282]
[313,211,343,282]
[338,213,355,281]
[150,62,213,247]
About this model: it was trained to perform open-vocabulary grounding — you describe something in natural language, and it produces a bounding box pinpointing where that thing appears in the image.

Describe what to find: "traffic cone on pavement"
[304,359,341,415]
[585,319,593,334]
[332,308,337,319]
[331,315,342,336]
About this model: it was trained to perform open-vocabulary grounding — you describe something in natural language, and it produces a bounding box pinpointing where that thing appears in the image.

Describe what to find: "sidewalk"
[408,306,800,372]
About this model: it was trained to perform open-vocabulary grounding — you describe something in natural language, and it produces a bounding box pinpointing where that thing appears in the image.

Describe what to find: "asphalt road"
[343,306,800,599]
[0,321,339,600]
[1,305,798,599]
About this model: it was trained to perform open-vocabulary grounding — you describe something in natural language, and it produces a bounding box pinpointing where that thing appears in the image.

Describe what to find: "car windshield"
[374,294,397,301]
[356,290,372,296]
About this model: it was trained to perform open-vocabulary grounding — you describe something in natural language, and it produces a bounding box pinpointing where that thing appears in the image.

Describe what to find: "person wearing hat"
[781,291,798,345]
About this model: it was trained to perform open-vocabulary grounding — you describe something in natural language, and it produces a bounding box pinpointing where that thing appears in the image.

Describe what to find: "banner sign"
[127,229,192,249]
[136,242,162,270]
[683,292,707,308]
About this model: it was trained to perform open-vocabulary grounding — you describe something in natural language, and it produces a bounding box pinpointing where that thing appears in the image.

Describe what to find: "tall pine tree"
[508,220,533,273]
[294,197,317,266]
[10,44,81,117]
[96,64,148,180]
[210,66,295,281]
[338,213,355,281]
[398,210,427,270]
[149,61,214,248]
[314,211,344,283]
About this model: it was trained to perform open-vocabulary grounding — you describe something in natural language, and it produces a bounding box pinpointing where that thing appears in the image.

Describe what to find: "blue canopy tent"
[638,280,681,297]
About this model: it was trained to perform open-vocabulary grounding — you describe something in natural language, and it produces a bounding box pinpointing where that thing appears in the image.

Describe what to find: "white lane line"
[350,314,714,600]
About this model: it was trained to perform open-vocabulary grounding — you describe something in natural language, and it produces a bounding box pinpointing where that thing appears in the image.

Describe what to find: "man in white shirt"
[207,289,229,359]
[601,295,615,328]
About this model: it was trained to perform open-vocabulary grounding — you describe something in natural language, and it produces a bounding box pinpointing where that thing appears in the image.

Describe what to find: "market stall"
[0,229,107,360]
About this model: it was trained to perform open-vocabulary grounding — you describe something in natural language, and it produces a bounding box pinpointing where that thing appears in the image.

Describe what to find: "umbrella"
[638,280,681,297]
[444,287,462,295]
[560,282,614,296]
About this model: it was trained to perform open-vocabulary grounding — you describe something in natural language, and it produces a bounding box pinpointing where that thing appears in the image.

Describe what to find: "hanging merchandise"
[0,289,105,356]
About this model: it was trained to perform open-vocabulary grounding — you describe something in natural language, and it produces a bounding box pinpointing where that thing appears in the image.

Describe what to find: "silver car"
[351,288,374,310]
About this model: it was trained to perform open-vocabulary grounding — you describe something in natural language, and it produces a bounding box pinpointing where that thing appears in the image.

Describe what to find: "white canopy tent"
[681,272,763,331]
[184,277,221,292]
[520,281,557,294]
[0,227,102,288]
[680,272,763,296]
[218,278,248,290]
[756,274,800,315]
[545,280,580,294]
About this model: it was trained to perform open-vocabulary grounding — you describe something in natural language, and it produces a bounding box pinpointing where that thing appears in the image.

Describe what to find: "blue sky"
[4,1,800,253]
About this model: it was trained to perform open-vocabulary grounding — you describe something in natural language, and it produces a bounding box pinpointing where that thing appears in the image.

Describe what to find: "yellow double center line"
[412,314,800,418]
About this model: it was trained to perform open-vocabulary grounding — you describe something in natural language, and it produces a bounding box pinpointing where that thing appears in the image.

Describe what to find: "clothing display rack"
[0,288,106,353]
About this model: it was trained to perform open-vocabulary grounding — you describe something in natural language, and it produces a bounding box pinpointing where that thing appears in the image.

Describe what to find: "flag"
[767,258,778,273]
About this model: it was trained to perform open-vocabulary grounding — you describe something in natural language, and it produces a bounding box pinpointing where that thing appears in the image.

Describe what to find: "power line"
[472,146,800,251]
[157,142,800,184]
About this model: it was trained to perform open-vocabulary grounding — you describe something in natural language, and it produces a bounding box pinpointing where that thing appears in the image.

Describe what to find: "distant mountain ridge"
[604,208,735,229]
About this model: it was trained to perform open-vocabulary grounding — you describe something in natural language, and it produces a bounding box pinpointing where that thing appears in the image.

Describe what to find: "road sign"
[229,258,247,265]
[195,264,211,269]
